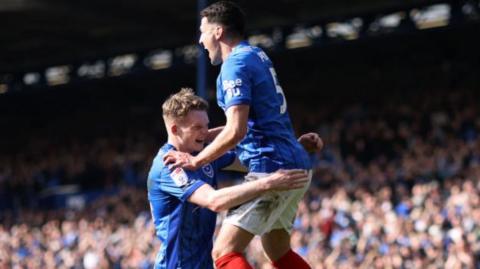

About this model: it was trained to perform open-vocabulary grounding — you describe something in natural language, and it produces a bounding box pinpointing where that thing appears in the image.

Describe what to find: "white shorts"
[223,170,312,235]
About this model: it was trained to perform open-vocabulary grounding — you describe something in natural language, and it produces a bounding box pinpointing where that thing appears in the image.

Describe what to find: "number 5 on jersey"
[269,67,287,114]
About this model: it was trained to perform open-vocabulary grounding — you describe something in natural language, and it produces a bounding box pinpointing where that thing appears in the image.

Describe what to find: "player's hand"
[298,132,324,153]
[163,151,198,170]
[263,169,309,191]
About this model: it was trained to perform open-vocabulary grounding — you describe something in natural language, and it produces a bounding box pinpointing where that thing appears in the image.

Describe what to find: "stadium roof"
[0,0,432,72]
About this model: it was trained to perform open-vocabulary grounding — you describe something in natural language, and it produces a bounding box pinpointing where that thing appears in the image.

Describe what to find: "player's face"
[199,17,222,66]
[175,110,209,153]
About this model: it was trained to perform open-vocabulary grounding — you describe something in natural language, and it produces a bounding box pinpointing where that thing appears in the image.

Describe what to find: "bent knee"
[212,244,229,260]
[212,239,242,260]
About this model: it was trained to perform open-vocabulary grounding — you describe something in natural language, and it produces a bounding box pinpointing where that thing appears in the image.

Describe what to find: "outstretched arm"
[188,169,308,212]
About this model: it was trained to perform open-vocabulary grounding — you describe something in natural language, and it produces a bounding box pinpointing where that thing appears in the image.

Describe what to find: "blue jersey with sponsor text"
[216,41,311,173]
[147,143,235,269]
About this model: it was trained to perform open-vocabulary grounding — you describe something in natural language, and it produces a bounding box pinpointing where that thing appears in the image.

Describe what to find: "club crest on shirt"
[171,168,188,187]
[202,164,214,178]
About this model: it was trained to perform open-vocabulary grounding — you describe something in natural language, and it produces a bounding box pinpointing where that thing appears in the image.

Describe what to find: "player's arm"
[200,106,248,164]
[198,117,324,168]
[192,105,248,168]
[188,169,307,212]
[209,127,323,154]
[164,127,322,171]
[207,126,225,142]
[164,105,248,170]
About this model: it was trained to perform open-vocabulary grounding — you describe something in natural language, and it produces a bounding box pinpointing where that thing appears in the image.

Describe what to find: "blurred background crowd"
[2,87,480,268]
[1,0,479,268]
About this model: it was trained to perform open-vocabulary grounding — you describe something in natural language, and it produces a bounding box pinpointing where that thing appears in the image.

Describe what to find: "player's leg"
[212,223,254,269]
[261,228,291,261]
[213,172,278,269]
[261,228,310,269]
[262,170,312,269]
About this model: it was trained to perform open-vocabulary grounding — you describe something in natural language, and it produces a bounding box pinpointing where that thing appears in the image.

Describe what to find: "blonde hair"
[162,88,209,120]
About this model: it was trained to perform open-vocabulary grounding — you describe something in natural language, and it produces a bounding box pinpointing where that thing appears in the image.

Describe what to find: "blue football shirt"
[216,41,312,173]
[147,143,236,269]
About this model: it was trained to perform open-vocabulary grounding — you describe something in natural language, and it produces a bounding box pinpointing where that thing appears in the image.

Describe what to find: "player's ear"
[214,25,223,40]
[171,124,178,135]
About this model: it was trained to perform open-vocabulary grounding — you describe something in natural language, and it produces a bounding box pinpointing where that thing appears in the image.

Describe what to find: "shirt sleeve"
[158,167,206,202]
[220,57,252,109]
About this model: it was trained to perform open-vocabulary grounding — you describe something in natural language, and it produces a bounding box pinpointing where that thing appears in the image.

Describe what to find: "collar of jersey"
[164,143,200,156]
[232,40,250,54]
[164,143,176,151]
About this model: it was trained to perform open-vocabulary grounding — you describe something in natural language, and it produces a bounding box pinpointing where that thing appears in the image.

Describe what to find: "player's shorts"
[223,169,312,235]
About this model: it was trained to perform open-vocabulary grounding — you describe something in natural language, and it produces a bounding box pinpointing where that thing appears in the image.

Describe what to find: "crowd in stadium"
[1,87,479,268]
[0,188,156,269]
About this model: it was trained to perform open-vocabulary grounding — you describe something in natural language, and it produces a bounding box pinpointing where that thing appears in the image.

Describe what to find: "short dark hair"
[200,1,245,38]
